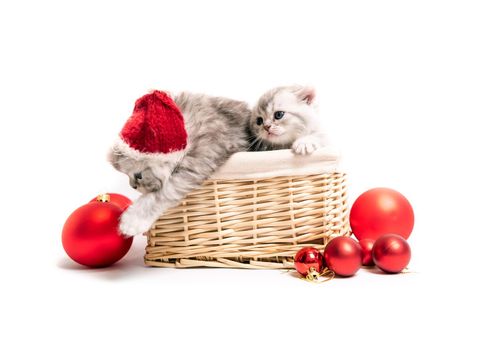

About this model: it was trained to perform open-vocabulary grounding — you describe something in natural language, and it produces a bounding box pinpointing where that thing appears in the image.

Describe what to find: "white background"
[1,0,491,349]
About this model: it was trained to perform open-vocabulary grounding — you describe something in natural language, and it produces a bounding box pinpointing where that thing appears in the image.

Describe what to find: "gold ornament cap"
[300,267,336,284]
[96,194,111,203]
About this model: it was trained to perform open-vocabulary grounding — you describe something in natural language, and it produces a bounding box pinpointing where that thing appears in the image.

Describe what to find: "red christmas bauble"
[294,247,324,277]
[323,237,362,277]
[89,193,132,211]
[62,202,133,268]
[350,188,414,241]
[359,239,375,266]
[372,234,411,273]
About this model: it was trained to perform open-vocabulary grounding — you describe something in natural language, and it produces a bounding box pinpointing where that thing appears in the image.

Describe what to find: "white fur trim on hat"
[111,136,187,164]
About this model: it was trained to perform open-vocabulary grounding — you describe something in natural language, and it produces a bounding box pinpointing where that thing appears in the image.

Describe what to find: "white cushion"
[211,146,341,180]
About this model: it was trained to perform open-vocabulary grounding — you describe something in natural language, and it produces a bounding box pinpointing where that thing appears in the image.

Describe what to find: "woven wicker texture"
[145,172,349,269]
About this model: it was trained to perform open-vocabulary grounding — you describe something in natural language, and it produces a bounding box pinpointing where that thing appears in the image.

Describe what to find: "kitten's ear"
[295,86,316,105]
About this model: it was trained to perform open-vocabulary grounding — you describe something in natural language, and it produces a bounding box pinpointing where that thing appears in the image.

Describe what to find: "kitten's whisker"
[247,136,259,151]
[247,135,264,151]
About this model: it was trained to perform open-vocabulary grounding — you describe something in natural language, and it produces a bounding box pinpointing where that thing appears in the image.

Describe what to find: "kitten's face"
[108,150,172,194]
[250,86,317,149]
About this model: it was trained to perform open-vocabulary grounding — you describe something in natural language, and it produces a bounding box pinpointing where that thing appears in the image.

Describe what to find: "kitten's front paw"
[292,137,320,155]
[119,209,151,237]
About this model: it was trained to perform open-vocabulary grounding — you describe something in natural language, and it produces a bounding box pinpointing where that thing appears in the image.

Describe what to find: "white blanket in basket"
[211,146,341,180]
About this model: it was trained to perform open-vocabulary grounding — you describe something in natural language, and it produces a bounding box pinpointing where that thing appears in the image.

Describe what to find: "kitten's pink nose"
[263,125,271,131]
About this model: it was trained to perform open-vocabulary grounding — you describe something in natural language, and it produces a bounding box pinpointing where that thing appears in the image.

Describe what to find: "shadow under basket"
[145,147,350,269]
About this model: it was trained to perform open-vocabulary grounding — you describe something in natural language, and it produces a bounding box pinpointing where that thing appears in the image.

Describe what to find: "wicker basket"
[145,147,350,269]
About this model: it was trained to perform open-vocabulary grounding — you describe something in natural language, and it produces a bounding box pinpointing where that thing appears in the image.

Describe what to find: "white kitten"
[249,85,327,154]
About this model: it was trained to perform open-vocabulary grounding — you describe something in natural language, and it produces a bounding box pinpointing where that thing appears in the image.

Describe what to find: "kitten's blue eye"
[256,117,263,125]
[274,111,285,120]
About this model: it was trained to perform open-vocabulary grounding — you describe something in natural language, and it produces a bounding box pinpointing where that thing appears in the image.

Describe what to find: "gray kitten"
[249,85,327,154]
[109,91,250,237]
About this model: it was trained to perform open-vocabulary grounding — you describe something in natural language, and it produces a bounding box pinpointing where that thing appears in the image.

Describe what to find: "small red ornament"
[359,239,375,266]
[294,247,324,280]
[62,200,133,268]
[372,234,411,273]
[350,188,414,241]
[90,193,132,211]
[323,236,362,277]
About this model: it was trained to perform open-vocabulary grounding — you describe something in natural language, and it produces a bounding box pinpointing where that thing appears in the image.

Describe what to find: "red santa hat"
[113,90,188,162]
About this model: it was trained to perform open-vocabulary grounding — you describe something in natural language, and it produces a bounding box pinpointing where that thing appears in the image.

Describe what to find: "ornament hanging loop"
[319,268,336,282]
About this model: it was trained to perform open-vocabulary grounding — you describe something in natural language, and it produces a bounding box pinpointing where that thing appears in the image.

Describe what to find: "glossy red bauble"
[294,247,324,277]
[89,193,132,211]
[323,236,362,277]
[350,188,414,241]
[62,201,133,268]
[372,234,411,273]
[359,239,375,266]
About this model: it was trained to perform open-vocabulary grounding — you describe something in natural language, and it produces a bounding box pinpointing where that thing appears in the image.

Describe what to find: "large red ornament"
[350,188,414,241]
[359,239,375,266]
[90,193,132,211]
[62,201,133,268]
[372,234,411,273]
[323,237,362,277]
[294,247,324,278]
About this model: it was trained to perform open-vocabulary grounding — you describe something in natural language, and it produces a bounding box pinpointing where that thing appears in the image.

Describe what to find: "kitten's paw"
[119,209,151,237]
[292,138,320,155]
